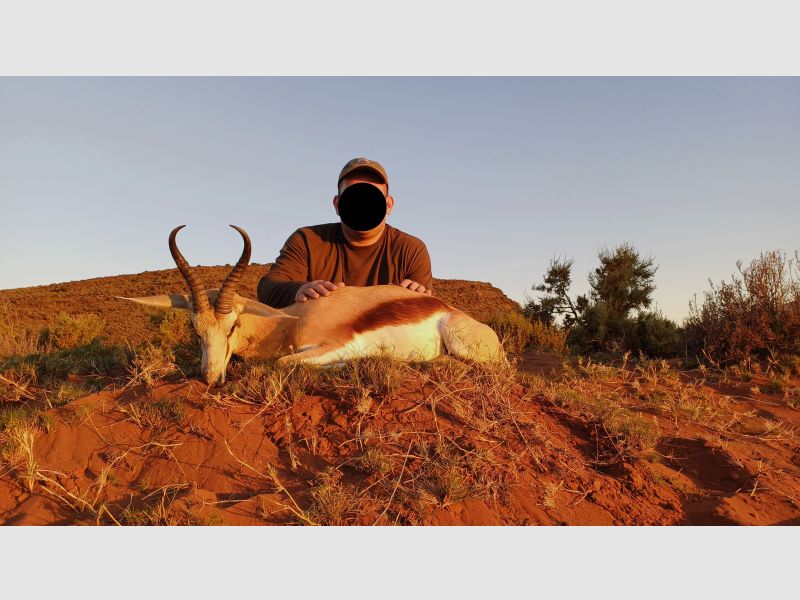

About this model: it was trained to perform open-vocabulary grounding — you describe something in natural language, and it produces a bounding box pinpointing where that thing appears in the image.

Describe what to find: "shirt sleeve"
[257,229,310,308]
[404,239,433,292]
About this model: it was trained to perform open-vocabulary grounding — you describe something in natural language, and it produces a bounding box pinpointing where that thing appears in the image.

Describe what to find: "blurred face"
[333,171,394,234]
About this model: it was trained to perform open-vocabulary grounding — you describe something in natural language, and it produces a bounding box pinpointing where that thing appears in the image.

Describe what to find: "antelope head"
[120,225,293,386]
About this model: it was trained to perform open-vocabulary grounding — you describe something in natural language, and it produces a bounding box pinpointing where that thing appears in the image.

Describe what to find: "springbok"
[120,226,505,385]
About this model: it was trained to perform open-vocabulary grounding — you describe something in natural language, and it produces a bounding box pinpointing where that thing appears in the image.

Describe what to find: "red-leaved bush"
[684,251,800,364]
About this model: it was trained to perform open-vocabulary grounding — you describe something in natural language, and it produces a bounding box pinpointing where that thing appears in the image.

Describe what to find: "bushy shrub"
[568,306,680,357]
[486,310,532,354]
[776,355,800,376]
[529,320,568,355]
[38,313,104,350]
[153,310,193,348]
[0,311,124,404]
[633,312,682,357]
[0,309,39,359]
[150,310,201,376]
[684,251,800,365]
[37,342,127,378]
[1,341,126,403]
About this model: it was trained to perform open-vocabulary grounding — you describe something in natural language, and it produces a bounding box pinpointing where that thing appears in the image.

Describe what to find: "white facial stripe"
[196,311,240,383]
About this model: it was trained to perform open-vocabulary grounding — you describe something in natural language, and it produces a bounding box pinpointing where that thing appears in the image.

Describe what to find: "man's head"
[334,158,394,236]
[337,157,389,195]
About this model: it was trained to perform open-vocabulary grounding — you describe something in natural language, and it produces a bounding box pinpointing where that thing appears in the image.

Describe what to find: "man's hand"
[295,280,345,303]
[399,279,432,295]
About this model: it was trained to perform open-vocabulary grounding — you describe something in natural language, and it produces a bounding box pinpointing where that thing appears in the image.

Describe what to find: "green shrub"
[37,341,127,378]
[153,310,192,347]
[633,312,681,357]
[0,311,123,403]
[150,310,201,376]
[568,307,680,358]
[50,380,103,407]
[39,313,105,350]
[760,377,788,395]
[776,355,800,376]
[0,341,126,402]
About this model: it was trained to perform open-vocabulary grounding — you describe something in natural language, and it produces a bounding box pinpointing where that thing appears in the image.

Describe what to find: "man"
[257,157,433,308]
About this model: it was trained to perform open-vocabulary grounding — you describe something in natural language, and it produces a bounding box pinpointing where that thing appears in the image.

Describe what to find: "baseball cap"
[338,157,389,191]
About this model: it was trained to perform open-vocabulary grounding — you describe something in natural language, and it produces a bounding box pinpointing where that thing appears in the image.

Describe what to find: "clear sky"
[1,77,798,322]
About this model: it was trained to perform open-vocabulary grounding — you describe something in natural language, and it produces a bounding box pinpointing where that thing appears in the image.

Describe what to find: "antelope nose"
[202,371,221,387]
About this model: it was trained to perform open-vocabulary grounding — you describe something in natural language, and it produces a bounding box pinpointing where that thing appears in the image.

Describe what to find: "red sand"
[2,354,798,525]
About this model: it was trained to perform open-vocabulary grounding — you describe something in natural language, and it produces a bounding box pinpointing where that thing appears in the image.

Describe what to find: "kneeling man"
[258,157,433,308]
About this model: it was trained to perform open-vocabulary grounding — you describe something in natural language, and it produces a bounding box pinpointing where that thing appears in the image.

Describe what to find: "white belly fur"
[303,311,448,365]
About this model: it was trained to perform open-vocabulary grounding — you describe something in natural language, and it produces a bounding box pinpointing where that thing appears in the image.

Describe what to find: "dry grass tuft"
[226,361,320,407]
[125,344,179,389]
[306,468,373,525]
[121,397,186,429]
[321,354,408,402]
[0,424,38,492]
[0,302,40,358]
[356,446,391,476]
[49,380,103,408]
[549,381,661,456]
[411,438,474,508]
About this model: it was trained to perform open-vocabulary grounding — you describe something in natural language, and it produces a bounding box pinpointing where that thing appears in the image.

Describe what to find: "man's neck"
[340,222,387,247]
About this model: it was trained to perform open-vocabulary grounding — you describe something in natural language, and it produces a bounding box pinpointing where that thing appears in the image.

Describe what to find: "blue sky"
[1,77,798,321]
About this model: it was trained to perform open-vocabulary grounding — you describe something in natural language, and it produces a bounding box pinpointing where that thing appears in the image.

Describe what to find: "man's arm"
[257,230,310,308]
[399,241,433,295]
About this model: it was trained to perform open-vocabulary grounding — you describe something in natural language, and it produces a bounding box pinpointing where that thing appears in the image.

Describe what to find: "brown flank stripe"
[347,295,448,335]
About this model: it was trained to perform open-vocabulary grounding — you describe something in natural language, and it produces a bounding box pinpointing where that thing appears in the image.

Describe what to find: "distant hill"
[0,264,520,347]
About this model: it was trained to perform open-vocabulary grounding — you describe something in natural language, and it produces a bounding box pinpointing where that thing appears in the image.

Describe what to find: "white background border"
[1,526,796,598]
[1,0,799,74]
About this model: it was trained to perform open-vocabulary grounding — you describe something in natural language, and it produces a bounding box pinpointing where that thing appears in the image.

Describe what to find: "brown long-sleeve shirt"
[257,223,433,308]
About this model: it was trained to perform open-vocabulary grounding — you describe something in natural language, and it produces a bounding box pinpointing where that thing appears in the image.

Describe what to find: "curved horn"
[168,225,211,314]
[215,225,252,314]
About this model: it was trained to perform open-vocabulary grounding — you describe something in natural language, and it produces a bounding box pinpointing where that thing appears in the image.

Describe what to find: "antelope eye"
[228,321,241,338]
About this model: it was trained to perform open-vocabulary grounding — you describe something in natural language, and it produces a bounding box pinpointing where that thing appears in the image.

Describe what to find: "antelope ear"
[116,294,191,310]
[241,298,298,319]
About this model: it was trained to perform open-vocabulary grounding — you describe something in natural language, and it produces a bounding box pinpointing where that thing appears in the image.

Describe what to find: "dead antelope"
[120,226,505,385]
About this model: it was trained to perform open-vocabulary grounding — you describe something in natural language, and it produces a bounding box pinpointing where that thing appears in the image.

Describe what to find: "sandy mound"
[2,354,798,526]
[0,371,672,526]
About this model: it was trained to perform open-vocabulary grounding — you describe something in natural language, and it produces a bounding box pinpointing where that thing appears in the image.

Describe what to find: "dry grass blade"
[223,438,318,525]
[373,439,413,526]
[0,373,37,401]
